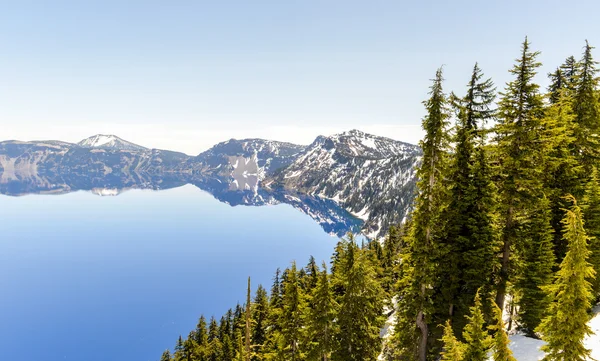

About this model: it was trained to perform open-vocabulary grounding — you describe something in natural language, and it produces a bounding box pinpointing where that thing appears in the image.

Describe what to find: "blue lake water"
[0,185,338,361]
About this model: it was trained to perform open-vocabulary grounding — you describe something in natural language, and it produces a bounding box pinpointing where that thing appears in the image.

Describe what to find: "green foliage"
[573,41,600,170]
[513,196,555,335]
[538,197,596,361]
[582,167,600,299]
[305,263,338,361]
[440,320,464,361]
[333,241,385,361]
[489,302,516,361]
[462,291,491,361]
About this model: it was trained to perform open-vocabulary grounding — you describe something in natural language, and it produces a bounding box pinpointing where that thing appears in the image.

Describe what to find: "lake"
[0,184,343,361]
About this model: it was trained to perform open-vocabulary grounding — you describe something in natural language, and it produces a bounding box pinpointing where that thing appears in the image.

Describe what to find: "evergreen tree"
[303,256,319,292]
[306,263,338,361]
[245,277,252,361]
[494,37,546,312]
[462,291,491,361]
[442,63,498,337]
[440,320,463,361]
[513,196,555,335]
[280,262,307,361]
[548,68,567,104]
[489,301,516,361]
[193,315,209,360]
[252,285,270,359]
[540,91,581,263]
[582,167,600,299]
[394,67,451,361]
[160,350,173,361]
[560,55,579,88]
[573,41,600,170]
[333,244,385,361]
[537,196,596,361]
[208,317,221,361]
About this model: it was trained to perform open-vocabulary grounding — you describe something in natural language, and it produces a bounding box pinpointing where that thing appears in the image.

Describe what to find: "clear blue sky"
[1,0,598,154]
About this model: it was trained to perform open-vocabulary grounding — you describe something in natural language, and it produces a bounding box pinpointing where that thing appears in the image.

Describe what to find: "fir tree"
[442,63,498,337]
[560,55,579,88]
[573,41,600,170]
[160,350,172,361]
[280,262,306,361]
[548,68,567,104]
[394,67,451,361]
[462,291,491,361]
[494,37,546,312]
[513,196,555,336]
[333,244,385,361]
[252,284,270,359]
[537,196,596,361]
[582,167,600,299]
[540,91,581,263]
[440,320,463,361]
[489,301,516,361]
[245,277,252,361]
[306,263,338,361]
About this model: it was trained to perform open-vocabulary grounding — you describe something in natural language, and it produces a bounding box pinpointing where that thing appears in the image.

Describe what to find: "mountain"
[0,139,190,178]
[78,134,148,152]
[265,130,421,237]
[0,130,420,238]
[189,138,306,191]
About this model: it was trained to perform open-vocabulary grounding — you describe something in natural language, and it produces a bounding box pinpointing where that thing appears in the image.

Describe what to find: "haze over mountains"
[0,130,421,237]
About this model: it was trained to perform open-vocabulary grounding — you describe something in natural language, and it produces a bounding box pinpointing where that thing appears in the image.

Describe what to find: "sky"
[1,0,599,155]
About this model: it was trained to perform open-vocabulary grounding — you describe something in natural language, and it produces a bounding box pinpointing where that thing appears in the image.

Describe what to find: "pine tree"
[252,284,270,359]
[245,277,252,361]
[548,68,567,104]
[582,167,600,299]
[440,320,463,361]
[462,291,491,361]
[303,256,319,292]
[494,37,546,312]
[333,244,385,361]
[560,56,579,88]
[489,301,516,361]
[573,41,600,170]
[537,196,596,361]
[208,317,222,361]
[193,315,209,360]
[394,67,451,361]
[160,350,173,361]
[513,196,555,335]
[280,262,306,361]
[442,63,498,337]
[306,263,338,361]
[540,91,581,263]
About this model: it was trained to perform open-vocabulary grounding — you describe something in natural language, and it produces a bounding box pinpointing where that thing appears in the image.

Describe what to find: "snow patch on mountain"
[78,134,147,152]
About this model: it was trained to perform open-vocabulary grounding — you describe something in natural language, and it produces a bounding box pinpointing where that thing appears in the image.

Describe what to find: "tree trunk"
[496,206,513,312]
[416,310,428,361]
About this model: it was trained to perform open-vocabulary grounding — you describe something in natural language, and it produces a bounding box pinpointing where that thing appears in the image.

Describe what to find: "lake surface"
[0,185,340,361]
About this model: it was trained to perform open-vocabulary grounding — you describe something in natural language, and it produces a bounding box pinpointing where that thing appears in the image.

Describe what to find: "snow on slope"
[78,134,147,152]
[507,304,599,360]
[270,129,421,238]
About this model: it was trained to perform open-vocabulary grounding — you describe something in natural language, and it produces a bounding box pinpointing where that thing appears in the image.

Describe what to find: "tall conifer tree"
[537,197,596,361]
[494,37,546,312]
[394,67,451,361]
[582,167,600,299]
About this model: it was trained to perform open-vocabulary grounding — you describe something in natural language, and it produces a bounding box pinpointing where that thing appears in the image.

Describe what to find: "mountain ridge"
[0,130,420,238]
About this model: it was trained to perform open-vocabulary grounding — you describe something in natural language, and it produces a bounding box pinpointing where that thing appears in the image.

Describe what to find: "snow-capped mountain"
[192,138,306,179]
[78,134,148,152]
[0,130,421,238]
[265,130,421,238]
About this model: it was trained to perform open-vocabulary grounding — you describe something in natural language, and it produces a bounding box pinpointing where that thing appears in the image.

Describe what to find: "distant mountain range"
[0,130,421,238]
